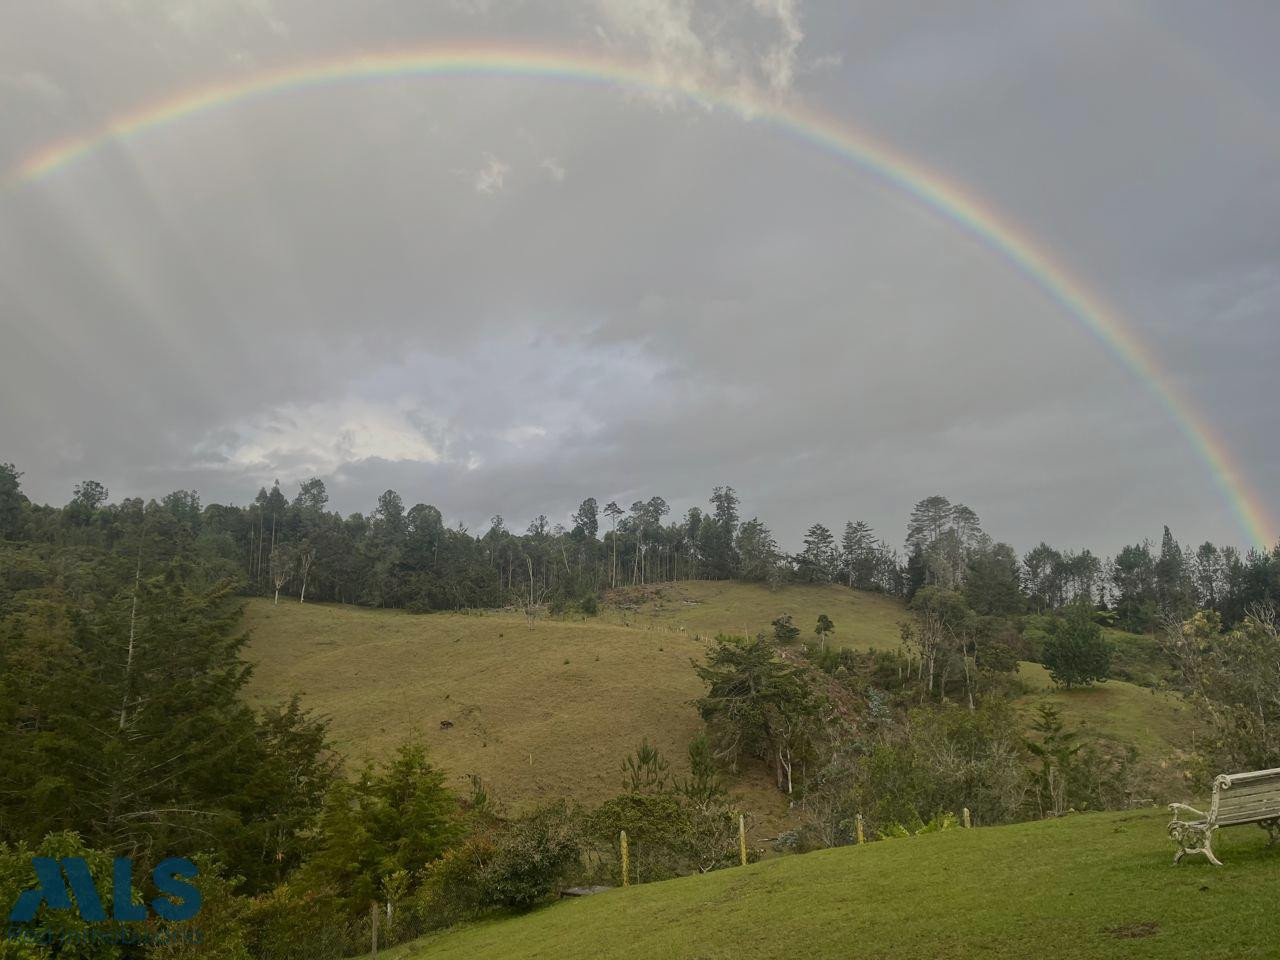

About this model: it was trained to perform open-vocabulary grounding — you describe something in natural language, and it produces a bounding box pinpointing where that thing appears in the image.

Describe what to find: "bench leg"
[1169,821,1222,866]
[1260,818,1280,845]
[1201,830,1223,867]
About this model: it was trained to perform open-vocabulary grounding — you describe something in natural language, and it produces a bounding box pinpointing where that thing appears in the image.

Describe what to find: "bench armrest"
[1168,802,1207,821]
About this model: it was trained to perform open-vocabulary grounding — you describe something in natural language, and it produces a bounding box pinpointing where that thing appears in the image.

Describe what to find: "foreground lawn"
[376,809,1279,960]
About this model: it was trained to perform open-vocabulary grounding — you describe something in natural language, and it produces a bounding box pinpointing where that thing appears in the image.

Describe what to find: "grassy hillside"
[243,599,704,801]
[1016,662,1190,765]
[601,580,906,648]
[369,809,1278,960]
[241,597,792,824]
[243,583,1192,824]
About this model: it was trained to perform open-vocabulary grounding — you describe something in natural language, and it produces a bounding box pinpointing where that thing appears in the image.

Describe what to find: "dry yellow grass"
[240,597,792,826]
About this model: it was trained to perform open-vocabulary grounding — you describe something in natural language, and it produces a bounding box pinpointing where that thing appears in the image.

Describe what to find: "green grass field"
[1016,662,1190,765]
[367,809,1280,960]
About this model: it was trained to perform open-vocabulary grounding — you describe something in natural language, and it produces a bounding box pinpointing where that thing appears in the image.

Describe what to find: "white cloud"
[197,399,445,478]
[471,152,511,194]
[590,0,805,102]
[752,0,803,94]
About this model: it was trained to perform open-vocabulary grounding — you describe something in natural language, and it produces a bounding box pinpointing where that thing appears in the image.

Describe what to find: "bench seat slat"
[1213,793,1274,808]
[1216,815,1279,827]
[1213,783,1274,798]
[1221,767,1280,786]
[1219,788,1280,804]
[1219,814,1278,826]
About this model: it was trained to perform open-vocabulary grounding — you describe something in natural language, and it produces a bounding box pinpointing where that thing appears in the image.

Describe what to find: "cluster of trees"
[689,619,1134,847]
[3,464,1276,627]
[1,468,911,611]
[900,494,1279,632]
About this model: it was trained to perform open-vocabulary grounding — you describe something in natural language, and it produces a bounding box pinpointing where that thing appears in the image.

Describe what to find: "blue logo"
[8,857,201,923]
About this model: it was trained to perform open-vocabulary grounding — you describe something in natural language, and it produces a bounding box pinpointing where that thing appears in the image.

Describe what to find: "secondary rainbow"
[8,44,1273,548]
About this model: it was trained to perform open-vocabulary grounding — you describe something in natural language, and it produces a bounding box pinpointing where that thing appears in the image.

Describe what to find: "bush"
[422,803,584,917]
[148,855,251,960]
[878,811,958,839]
[1026,704,1136,816]
[477,803,583,908]
[580,594,599,616]
[242,883,346,960]
[856,700,1028,832]
[301,740,460,917]
[587,792,741,881]
[771,615,800,645]
[1043,604,1112,688]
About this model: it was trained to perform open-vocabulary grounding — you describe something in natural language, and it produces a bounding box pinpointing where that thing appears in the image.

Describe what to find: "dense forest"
[2,464,1276,630]
[2,460,1279,958]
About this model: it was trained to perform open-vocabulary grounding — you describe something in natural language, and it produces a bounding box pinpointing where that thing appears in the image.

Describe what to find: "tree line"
[3,464,1275,629]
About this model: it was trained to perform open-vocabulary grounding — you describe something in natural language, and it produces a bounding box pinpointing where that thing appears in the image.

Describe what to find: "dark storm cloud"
[0,1,1276,553]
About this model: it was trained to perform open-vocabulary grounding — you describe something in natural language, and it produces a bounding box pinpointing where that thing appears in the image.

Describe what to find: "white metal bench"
[1169,767,1280,865]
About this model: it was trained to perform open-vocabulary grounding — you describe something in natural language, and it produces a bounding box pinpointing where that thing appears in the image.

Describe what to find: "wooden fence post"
[738,814,748,866]
[962,808,971,829]
[370,901,378,959]
[620,830,630,887]
[855,813,865,845]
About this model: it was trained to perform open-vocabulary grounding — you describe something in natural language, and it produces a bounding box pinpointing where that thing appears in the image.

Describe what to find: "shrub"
[242,883,345,960]
[422,803,584,916]
[301,740,460,917]
[855,700,1028,832]
[475,802,583,907]
[588,792,741,880]
[1026,704,1136,816]
[1043,603,1112,688]
[878,811,958,839]
[148,855,250,960]
[771,614,800,645]
[580,594,599,616]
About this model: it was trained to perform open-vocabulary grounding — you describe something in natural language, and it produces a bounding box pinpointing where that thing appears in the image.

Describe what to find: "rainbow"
[6,44,1274,548]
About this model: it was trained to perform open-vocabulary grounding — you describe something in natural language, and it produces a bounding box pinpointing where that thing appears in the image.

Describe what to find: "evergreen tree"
[1155,525,1192,618]
[1111,542,1157,631]
[797,523,838,583]
[305,741,460,913]
[572,497,599,539]
[965,543,1025,616]
[1043,602,1112,688]
[841,520,875,588]
[0,462,25,538]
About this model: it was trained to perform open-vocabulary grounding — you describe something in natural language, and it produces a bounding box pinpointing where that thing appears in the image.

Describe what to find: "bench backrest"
[1212,768,1280,826]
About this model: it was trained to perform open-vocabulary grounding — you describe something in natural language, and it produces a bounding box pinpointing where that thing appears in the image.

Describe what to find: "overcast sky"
[1,1,1276,554]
